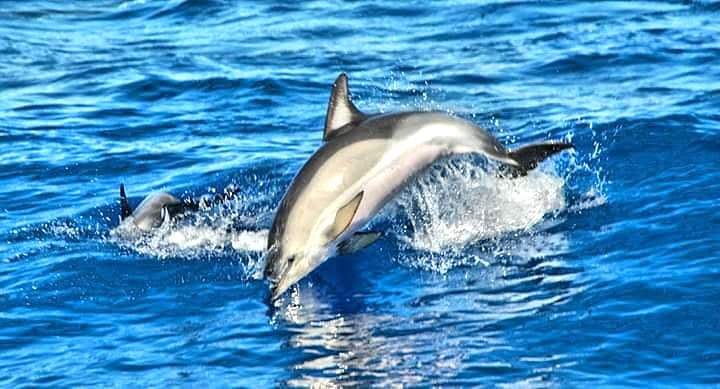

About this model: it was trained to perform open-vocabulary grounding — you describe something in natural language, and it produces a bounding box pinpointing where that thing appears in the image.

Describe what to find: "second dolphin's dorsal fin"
[323,73,365,141]
[119,183,133,220]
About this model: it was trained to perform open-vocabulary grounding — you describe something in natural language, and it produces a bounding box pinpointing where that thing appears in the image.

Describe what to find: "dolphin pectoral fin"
[503,142,575,177]
[160,206,172,226]
[323,73,366,141]
[119,183,133,220]
[330,191,364,240]
[163,200,200,219]
[338,232,382,256]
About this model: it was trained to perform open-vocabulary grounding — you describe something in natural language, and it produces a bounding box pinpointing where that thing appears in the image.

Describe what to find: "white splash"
[392,157,566,254]
[109,198,270,263]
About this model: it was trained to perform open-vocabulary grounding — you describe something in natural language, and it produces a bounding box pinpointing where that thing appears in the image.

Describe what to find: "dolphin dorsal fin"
[119,183,133,220]
[323,73,365,141]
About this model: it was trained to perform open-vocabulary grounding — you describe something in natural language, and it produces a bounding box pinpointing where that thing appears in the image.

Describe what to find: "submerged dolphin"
[118,184,238,231]
[265,73,573,300]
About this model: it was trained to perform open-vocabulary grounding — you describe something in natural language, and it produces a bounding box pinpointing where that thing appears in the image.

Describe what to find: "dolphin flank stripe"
[265,73,573,300]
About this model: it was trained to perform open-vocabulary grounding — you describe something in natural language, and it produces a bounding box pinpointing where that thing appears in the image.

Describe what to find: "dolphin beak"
[268,252,323,301]
[270,258,309,301]
[270,278,291,301]
[270,287,281,301]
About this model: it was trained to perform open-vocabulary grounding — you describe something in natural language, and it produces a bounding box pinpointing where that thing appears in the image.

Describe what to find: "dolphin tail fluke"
[119,183,133,220]
[504,142,574,177]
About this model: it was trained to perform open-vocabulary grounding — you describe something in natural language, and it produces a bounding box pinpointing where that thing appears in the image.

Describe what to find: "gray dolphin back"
[119,184,182,231]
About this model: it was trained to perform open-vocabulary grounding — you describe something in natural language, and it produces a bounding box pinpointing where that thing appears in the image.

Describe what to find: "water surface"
[1,1,719,386]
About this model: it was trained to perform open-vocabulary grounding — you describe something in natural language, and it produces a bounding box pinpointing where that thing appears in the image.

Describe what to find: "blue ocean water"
[1,0,719,386]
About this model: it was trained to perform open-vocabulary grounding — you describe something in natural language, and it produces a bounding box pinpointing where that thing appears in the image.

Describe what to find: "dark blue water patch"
[147,0,231,21]
[430,73,505,87]
[352,3,432,18]
[533,52,669,76]
[679,88,720,108]
[0,5,101,21]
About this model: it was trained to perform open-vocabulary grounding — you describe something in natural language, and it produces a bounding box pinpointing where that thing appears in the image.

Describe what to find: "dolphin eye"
[287,255,296,264]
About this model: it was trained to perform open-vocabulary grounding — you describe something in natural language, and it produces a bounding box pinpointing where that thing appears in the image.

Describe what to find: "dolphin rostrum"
[265,73,573,300]
[118,183,238,231]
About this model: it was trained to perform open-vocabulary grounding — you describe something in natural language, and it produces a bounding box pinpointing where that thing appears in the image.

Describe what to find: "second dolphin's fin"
[119,183,133,220]
[504,142,574,177]
[324,73,365,141]
[338,232,382,255]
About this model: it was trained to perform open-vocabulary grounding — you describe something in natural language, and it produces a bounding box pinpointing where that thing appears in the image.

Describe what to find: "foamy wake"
[109,203,269,261]
[380,135,607,273]
[390,157,566,253]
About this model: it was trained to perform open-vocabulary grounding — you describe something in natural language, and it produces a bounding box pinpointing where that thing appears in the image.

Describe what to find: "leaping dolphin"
[118,184,239,231]
[265,73,573,300]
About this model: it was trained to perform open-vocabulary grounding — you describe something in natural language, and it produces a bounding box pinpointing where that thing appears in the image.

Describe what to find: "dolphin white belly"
[344,142,444,237]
